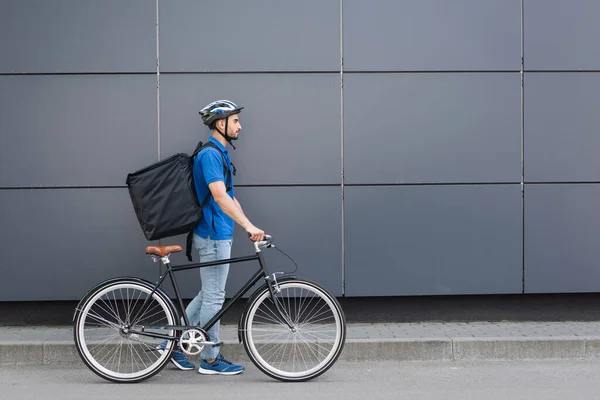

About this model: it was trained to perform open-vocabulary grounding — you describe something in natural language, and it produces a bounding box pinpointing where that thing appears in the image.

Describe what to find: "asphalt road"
[2,359,599,400]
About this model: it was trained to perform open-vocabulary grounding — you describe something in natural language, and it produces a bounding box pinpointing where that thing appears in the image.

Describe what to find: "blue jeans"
[184,233,231,360]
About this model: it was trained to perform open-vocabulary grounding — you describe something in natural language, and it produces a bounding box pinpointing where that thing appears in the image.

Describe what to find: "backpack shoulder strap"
[200,141,231,190]
[192,140,206,157]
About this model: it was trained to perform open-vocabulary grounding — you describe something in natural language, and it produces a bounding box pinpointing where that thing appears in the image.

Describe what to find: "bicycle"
[73,235,346,383]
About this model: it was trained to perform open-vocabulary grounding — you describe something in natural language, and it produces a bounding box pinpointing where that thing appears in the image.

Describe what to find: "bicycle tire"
[73,279,177,383]
[241,279,346,381]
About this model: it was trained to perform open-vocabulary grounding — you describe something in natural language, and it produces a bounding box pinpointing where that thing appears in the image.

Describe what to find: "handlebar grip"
[247,233,271,242]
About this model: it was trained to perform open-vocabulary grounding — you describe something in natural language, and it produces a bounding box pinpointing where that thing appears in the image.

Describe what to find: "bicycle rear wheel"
[241,279,346,381]
[73,279,176,383]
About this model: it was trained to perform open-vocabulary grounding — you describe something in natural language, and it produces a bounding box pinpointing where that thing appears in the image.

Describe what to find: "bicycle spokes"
[242,280,346,381]
[74,281,177,382]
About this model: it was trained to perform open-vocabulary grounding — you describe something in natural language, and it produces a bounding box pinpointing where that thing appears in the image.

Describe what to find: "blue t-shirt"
[192,137,235,240]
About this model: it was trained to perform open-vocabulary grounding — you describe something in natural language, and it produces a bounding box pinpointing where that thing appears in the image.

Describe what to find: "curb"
[3,337,600,366]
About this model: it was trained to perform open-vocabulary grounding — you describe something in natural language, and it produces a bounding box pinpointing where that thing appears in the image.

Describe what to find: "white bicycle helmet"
[199,100,244,129]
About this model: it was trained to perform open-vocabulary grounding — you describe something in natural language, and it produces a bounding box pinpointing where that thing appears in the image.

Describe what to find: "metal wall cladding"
[524,73,600,182]
[344,185,523,296]
[3,0,600,301]
[343,0,521,71]
[0,0,156,73]
[524,184,600,293]
[524,0,600,70]
[158,0,340,72]
[343,73,522,184]
[0,189,157,301]
[0,75,157,187]
[162,187,343,298]
[159,74,341,185]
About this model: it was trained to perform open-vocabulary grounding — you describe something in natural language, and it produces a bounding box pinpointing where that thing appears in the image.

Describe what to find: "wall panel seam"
[340,0,345,297]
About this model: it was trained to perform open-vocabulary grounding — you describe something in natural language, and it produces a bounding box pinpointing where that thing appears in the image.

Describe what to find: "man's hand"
[246,225,265,242]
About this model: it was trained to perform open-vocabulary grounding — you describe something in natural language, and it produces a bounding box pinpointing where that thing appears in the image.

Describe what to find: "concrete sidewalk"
[2,321,600,366]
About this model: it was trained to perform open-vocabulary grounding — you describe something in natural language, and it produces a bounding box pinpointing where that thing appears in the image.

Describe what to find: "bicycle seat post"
[160,255,171,266]
[151,252,190,328]
[150,254,171,266]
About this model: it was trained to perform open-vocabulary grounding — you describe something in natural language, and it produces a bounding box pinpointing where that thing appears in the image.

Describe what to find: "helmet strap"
[215,118,236,150]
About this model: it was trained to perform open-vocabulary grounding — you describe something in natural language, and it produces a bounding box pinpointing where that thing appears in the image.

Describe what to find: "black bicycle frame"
[169,254,263,330]
[130,248,293,341]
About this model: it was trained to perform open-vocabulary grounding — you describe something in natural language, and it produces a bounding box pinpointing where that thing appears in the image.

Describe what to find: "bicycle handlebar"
[248,233,273,248]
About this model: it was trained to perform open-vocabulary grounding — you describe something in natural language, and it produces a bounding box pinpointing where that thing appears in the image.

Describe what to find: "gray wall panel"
[344,0,521,71]
[0,189,157,301]
[524,73,600,182]
[524,0,600,70]
[4,0,600,301]
[345,185,522,296]
[0,75,157,187]
[0,0,156,73]
[525,184,600,293]
[159,0,339,72]
[163,187,343,297]
[159,74,341,185]
[344,73,521,184]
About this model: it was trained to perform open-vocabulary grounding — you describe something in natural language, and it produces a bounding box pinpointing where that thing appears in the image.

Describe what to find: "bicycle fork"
[252,240,296,332]
[265,272,296,331]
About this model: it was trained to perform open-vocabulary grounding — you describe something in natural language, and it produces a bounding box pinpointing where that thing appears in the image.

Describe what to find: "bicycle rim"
[75,281,175,382]
[243,280,345,381]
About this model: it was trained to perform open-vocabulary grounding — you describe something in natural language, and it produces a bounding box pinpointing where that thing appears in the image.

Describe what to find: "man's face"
[218,114,242,140]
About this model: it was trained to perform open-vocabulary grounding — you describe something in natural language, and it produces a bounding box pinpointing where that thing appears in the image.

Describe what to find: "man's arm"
[208,181,264,241]
[233,197,245,216]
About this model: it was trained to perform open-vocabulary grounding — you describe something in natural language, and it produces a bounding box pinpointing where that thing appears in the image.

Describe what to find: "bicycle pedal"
[200,341,223,347]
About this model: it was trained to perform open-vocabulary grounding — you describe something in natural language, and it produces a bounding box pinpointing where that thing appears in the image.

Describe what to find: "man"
[162,100,264,375]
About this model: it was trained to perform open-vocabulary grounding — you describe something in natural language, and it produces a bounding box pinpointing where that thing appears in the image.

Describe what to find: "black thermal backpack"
[125,140,230,261]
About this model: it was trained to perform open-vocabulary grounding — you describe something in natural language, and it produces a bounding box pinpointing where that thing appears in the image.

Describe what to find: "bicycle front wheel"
[73,279,177,383]
[242,279,346,381]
